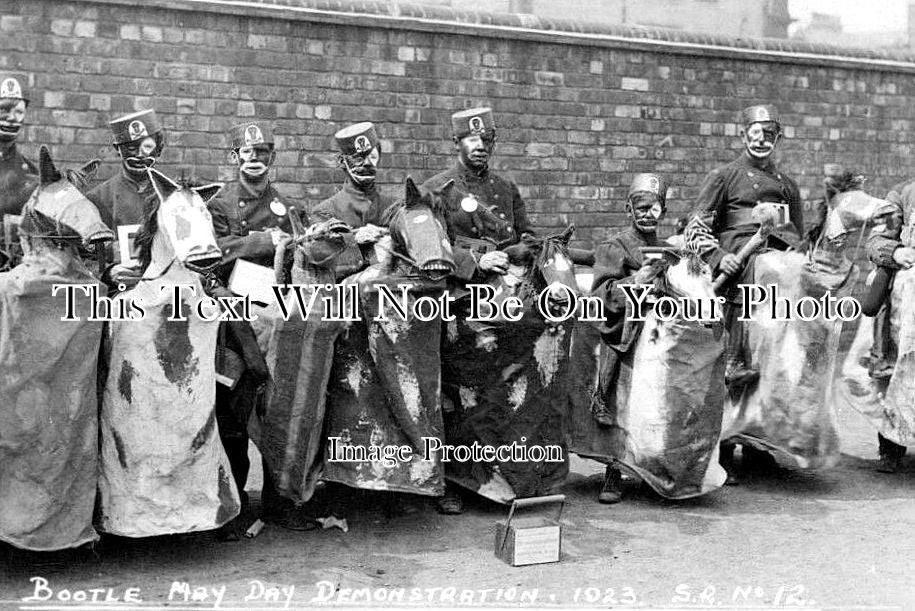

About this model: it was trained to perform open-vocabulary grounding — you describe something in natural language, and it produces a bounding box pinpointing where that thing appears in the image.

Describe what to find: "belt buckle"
[758,201,789,226]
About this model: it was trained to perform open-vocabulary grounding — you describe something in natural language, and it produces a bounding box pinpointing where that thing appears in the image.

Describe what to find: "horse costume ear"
[38,145,62,185]
[77,159,101,182]
[191,183,224,204]
[661,249,682,266]
[433,179,455,197]
[405,175,422,206]
[65,159,102,192]
[148,168,181,203]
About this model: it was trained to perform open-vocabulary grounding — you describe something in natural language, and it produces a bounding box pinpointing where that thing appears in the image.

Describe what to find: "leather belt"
[726,208,760,227]
[726,203,790,228]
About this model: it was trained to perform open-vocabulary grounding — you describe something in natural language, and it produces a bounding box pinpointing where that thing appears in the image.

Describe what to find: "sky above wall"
[789,0,907,33]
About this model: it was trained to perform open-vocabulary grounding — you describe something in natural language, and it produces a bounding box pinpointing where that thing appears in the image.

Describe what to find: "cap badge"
[754,107,770,122]
[648,176,659,193]
[468,116,486,135]
[0,78,22,99]
[354,134,372,155]
[244,124,264,146]
[128,120,148,140]
[269,199,287,216]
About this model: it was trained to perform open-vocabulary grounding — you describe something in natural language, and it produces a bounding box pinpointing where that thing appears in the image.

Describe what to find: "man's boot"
[742,444,779,473]
[436,483,464,515]
[719,441,739,486]
[598,464,623,504]
[877,434,906,473]
[725,360,760,390]
[724,306,759,391]
[261,461,316,530]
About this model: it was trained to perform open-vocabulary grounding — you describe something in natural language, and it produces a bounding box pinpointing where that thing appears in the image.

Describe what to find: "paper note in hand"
[228,259,276,305]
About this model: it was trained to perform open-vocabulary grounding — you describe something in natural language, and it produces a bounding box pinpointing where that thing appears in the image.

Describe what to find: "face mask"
[234,145,274,182]
[743,122,780,159]
[342,147,380,187]
[119,136,159,175]
[0,99,26,142]
[458,133,495,172]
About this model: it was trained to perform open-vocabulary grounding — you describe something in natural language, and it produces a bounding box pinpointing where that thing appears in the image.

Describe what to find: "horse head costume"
[134,169,223,278]
[98,169,242,538]
[0,146,112,551]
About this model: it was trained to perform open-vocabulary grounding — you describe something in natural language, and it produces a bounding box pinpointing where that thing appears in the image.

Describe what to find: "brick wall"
[2,0,914,248]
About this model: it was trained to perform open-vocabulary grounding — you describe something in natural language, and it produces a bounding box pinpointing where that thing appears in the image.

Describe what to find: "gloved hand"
[354,224,387,245]
[106,263,143,292]
[478,250,509,274]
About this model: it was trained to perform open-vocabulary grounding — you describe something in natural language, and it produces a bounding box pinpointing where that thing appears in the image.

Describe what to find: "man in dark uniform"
[0,73,38,267]
[89,109,165,229]
[88,109,165,287]
[420,107,529,282]
[865,177,915,473]
[419,107,534,515]
[208,121,300,535]
[692,104,802,480]
[312,121,391,278]
[591,173,672,503]
[210,121,296,278]
[693,104,802,382]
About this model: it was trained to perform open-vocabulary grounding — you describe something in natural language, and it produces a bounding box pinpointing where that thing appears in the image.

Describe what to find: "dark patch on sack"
[117,360,137,403]
[111,428,128,469]
[153,305,199,388]
[191,411,216,452]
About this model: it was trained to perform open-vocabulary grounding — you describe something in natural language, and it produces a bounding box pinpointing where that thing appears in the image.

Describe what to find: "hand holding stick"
[712,205,780,291]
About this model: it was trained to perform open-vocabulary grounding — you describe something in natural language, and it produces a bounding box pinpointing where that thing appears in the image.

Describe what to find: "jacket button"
[241,220,247,226]
[499,213,506,219]
[239,201,246,208]
[471,227,478,234]
[753,183,759,189]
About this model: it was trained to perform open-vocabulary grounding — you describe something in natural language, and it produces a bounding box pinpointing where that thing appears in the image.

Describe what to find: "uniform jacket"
[863,177,915,381]
[692,153,803,270]
[592,227,658,352]
[0,144,37,218]
[312,181,393,280]
[87,169,157,230]
[208,179,301,280]
[421,161,531,281]
[311,181,390,227]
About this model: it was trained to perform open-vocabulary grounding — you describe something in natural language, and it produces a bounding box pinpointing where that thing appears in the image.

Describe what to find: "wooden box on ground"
[494,494,565,566]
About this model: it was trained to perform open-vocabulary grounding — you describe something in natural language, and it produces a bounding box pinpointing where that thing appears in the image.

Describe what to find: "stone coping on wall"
[81,0,915,73]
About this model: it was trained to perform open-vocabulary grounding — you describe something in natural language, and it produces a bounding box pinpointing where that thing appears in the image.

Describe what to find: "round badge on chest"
[460,194,479,213]
[269,199,287,216]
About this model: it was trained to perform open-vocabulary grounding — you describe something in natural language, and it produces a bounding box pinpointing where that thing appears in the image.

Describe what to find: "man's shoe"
[262,505,317,531]
[742,445,778,473]
[719,442,739,485]
[215,521,242,542]
[598,465,623,504]
[436,490,464,515]
[877,454,903,474]
[725,363,760,389]
[383,494,421,518]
